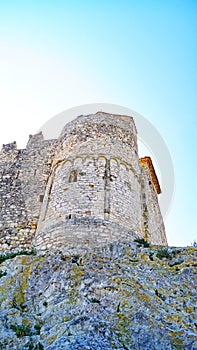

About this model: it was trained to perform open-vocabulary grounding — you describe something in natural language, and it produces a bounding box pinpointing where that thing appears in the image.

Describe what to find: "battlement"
[1,141,18,152]
[0,112,167,253]
[27,132,44,148]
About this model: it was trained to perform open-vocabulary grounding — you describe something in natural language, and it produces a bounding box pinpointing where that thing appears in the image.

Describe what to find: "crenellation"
[0,142,19,167]
[1,141,17,152]
[26,131,44,147]
[0,112,167,253]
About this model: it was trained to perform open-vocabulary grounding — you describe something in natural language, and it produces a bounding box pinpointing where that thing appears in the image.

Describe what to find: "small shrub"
[0,248,36,264]
[28,341,44,350]
[149,252,154,261]
[0,270,7,278]
[90,298,100,303]
[10,324,31,338]
[156,248,171,260]
[34,323,41,335]
[134,238,150,247]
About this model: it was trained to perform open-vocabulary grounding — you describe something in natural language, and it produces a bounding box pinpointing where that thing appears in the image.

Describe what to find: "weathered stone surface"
[0,112,167,253]
[0,243,196,349]
[0,134,57,252]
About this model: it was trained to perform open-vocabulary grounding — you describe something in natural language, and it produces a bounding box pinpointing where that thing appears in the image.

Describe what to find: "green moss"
[0,273,18,304]
[12,256,44,309]
[67,264,84,305]
[46,334,58,346]
[169,331,185,348]
[72,264,84,278]
[115,311,131,346]
[0,254,42,306]
[13,265,33,307]
[62,315,71,322]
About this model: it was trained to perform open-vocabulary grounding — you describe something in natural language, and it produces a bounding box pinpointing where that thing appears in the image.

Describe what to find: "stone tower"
[34,112,167,252]
[0,112,167,253]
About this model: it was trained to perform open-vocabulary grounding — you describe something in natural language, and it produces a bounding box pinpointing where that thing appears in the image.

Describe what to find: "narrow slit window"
[39,195,44,202]
[69,170,77,183]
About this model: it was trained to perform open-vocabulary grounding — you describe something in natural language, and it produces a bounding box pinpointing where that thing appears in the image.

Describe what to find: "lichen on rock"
[0,242,196,349]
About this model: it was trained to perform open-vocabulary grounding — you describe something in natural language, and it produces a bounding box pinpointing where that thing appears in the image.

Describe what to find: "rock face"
[0,243,196,349]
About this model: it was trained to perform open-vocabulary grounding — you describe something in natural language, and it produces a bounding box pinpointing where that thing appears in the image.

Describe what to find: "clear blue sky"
[0,0,196,246]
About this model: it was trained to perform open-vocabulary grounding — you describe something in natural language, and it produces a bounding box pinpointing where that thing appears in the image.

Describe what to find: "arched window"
[69,170,77,183]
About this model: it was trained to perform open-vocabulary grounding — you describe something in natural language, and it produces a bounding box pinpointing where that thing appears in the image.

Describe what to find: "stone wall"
[34,113,144,251]
[140,159,167,245]
[0,112,168,253]
[0,133,57,252]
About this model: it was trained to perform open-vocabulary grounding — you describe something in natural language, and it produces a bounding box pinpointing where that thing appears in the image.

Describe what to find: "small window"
[66,214,72,219]
[39,195,44,202]
[69,170,77,183]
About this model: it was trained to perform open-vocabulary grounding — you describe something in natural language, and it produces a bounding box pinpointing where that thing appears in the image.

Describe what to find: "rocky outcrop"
[0,243,196,349]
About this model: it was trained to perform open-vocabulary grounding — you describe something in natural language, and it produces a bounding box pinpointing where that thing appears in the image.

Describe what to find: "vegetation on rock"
[0,242,196,349]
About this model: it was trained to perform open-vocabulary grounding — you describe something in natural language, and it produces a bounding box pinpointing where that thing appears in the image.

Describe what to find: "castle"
[0,112,167,253]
